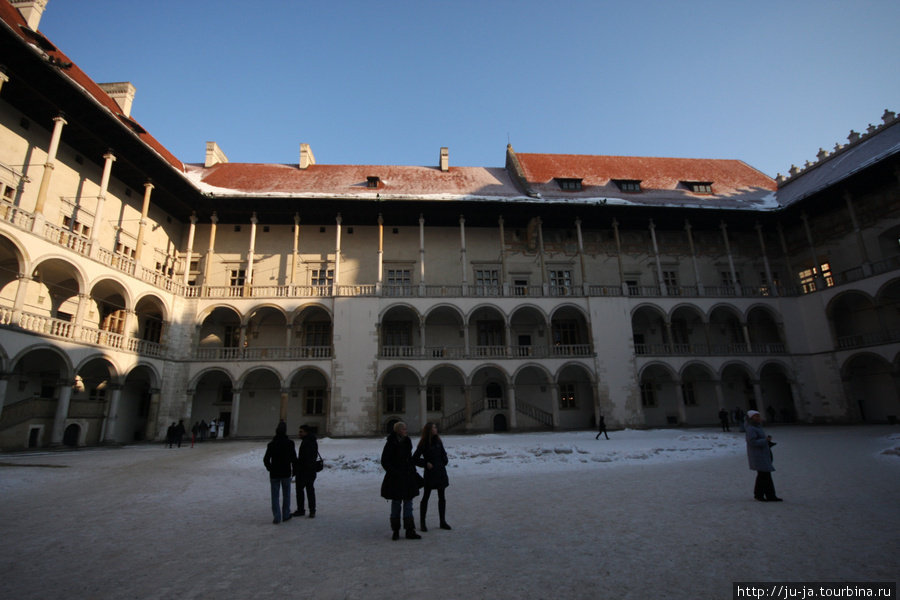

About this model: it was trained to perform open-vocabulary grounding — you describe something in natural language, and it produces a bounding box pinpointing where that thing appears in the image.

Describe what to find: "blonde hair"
[392,421,407,433]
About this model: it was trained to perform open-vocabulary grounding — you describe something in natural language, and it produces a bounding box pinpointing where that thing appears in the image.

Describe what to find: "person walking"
[173,419,187,448]
[165,422,175,448]
[292,424,318,518]
[733,407,746,432]
[380,421,421,540]
[718,408,731,432]
[595,415,609,440]
[413,422,451,532]
[745,410,783,502]
[263,421,297,524]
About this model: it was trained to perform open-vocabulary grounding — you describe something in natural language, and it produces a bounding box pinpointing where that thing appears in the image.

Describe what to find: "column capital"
[189,211,198,225]
[103,151,116,162]
[210,211,218,224]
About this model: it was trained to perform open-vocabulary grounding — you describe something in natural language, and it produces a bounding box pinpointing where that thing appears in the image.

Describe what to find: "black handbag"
[315,451,324,472]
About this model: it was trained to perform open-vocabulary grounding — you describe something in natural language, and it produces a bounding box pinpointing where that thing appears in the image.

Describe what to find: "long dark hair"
[418,422,441,447]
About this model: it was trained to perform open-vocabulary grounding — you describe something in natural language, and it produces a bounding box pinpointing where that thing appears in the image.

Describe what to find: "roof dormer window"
[683,181,713,194]
[556,178,583,191]
[614,180,642,192]
[366,176,381,188]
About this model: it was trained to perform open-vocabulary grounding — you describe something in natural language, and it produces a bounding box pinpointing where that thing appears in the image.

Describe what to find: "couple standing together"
[263,423,318,524]
[381,421,451,540]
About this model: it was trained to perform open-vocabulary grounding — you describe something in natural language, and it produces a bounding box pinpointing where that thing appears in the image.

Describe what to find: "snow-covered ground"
[1,426,898,600]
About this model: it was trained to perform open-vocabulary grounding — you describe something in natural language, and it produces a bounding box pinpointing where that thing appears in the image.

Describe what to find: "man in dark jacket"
[293,424,318,518]
[173,419,187,448]
[380,421,421,540]
[263,421,297,524]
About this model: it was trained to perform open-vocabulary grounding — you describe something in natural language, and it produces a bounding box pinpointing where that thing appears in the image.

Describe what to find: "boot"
[438,499,452,530]
[390,517,400,541]
[403,516,421,539]
[420,503,428,532]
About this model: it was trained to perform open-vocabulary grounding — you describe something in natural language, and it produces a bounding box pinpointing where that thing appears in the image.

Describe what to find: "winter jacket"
[295,432,319,474]
[745,422,774,472]
[264,433,297,479]
[380,433,420,500]
[413,439,450,490]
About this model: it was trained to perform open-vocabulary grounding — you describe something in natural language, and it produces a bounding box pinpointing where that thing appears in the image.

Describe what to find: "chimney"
[98,82,136,117]
[300,143,315,170]
[439,147,449,172]
[205,142,228,168]
[11,0,47,31]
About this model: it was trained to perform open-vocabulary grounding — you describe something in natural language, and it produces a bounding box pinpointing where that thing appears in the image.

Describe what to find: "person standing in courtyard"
[413,422,451,532]
[264,421,296,524]
[595,415,609,440]
[380,421,421,540]
[745,410,783,502]
[174,419,187,448]
[718,408,731,432]
[166,422,175,448]
[292,424,318,519]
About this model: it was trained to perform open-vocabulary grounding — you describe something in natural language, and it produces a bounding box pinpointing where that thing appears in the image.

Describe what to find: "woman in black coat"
[380,421,421,540]
[413,422,451,532]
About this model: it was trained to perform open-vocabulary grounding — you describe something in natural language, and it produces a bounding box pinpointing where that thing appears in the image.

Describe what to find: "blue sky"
[39,0,900,177]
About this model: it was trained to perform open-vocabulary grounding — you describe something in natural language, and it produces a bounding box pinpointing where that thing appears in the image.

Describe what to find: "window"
[513,278,529,296]
[556,178,583,191]
[385,386,404,413]
[305,388,325,415]
[88,385,106,402]
[559,383,577,409]
[304,322,331,347]
[476,321,503,346]
[681,382,697,406]
[2,184,13,200]
[142,317,162,343]
[662,270,678,289]
[223,324,240,348]
[229,269,246,287]
[683,181,713,194]
[798,263,832,293]
[550,270,572,294]
[720,270,741,287]
[101,306,125,334]
[640,382,656,407]
[615,180,641,192]
[367,176,381,188]
[386,269,411,295]
[475,269,500,295]
[426,385,443,412]
[115,242,135,259]
[311,269,333,286]
[384,322,411,347]
[552,321,580,346]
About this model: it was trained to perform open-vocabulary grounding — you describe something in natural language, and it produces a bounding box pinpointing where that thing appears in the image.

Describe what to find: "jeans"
[270,477,292,522]
[390,499,414,519]
[295,472,317,513]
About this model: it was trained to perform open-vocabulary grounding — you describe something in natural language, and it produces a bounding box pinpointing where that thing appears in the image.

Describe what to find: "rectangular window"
[311,269,333,286]
[477,321,504,346]
[559,383,577,409]
[615,180,641,192]
[798,263,833,293]
[556,178,583,191]
[305,388,325,415]
[304,322,331,347]
[385,386,405,413]
[720,271,741,287]
[230,269,246,287]
[684,181,713,194]
[550,270,572,295]
[426,385,443,412]
[681,382,697,406]
[553,321,580,346]
[513,278,529,296]
[662,270,678,288]
[2,184,13,200]
[115,242,135,259]
[474,269,500,296]
[386,269,411,296]
[223,324,240,348]
[142,317,162,343]
[640,382,656,407]
[384,322,411,346]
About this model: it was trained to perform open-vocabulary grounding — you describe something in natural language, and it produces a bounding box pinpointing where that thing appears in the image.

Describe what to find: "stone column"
[333,213,342,293]
[182,212,198,286]
[801,212,825,290]
[145,387,161,441]
[33,114,67,219]
[755,222,776,296]
[230,388,242,437]
[549,383,560,430]
[376,214,384,295]
[280,388,289,422]
[576,217,588,295]
[244,212,258,295]
[685,220,703,294]
[89,151,116,259]
[507,384,517,430]
[101,383,123,444]
[11,273,30,322]
[459,215,468,296]
[720,221,740,296]
[537,217,548,295]
[463,385,473,430]
[674,380,687,424]
[290,213,300,286]
[204,212,218,290]
[612,219,626,294]
[714,380,726,411]
[0,372,11,422]
[418,214,426,295]
[777,222,795,289]
[133,182,154,263]
[50,379,75,446]
[419,385,427,431]
[498,216,508,296]
[649,219,666,295]
[844,191,872,276]
[752,381,766,418]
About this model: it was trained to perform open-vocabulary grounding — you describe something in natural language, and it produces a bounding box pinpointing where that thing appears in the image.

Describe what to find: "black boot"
[403,516,421,539]
[390,517,400,541]
[420,503,428,532]
[438,499,452,530]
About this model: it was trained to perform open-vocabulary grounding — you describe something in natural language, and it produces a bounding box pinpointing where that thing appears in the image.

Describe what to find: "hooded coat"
[380,433,421,500]
[745,421,774,472]
[413,438,450,490]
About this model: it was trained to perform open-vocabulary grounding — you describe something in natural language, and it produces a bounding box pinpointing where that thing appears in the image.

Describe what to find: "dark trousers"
[295,471,316,512]
[754,471,777,500]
